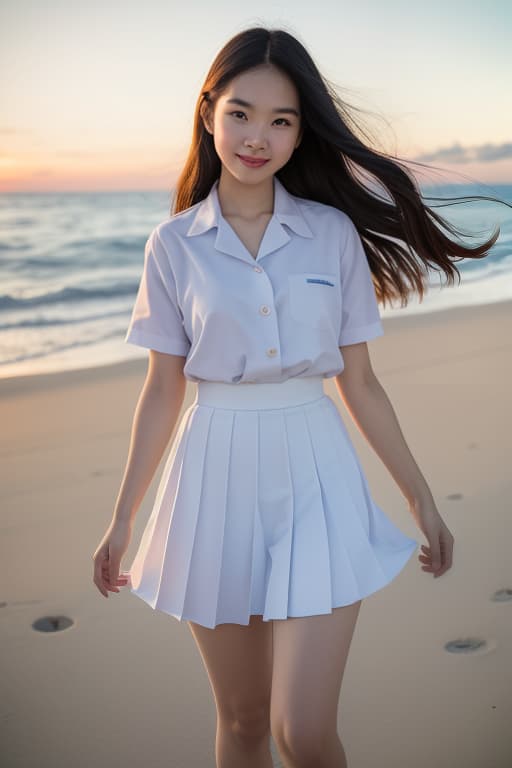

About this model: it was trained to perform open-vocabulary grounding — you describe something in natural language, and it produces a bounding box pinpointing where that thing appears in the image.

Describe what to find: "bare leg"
[188,614,274,768]
[270,601,362,768]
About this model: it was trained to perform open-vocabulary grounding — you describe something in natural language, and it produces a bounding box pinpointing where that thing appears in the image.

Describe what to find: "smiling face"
[203,65,303,186]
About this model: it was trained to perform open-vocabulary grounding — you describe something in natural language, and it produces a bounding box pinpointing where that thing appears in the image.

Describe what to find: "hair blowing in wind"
[173,26,510,308]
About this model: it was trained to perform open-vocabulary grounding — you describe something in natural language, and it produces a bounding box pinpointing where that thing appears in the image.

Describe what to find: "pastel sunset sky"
[1,0,510,193]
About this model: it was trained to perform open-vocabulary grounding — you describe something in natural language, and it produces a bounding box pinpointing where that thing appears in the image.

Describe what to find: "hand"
[92,520,133,598]
[409,497,454,579]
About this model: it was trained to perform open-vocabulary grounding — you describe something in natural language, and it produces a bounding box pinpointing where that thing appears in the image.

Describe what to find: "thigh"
[270,601,362,738]
[187,614,273,720]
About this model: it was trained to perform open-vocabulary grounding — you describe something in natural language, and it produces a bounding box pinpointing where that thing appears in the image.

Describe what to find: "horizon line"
[2,180,511,195]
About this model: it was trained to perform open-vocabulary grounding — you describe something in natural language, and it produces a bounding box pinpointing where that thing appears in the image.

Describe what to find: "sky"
[1,0,511,193]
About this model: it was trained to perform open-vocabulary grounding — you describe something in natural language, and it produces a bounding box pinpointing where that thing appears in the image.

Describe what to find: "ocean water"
[0,183,511,380]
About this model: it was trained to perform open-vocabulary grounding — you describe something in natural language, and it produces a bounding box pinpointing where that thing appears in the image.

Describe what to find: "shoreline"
[1,295,511,396]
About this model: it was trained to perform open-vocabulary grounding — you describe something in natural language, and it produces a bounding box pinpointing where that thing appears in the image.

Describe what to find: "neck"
[216,172,275,219]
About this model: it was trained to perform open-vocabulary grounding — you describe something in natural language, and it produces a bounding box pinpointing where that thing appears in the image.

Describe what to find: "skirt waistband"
[195,376,325,410]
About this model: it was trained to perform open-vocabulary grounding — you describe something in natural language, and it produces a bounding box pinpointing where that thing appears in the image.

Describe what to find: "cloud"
[476,143,512,161]
[414,141,512,164]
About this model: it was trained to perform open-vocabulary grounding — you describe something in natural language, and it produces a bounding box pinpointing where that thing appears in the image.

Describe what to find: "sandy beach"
[1,299,511,768]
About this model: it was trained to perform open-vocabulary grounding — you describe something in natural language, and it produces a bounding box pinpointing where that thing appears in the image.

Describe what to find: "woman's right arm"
[92,350,187,597]
[113,349,188,527]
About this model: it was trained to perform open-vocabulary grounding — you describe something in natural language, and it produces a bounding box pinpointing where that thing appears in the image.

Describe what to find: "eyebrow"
[225,97,300,117]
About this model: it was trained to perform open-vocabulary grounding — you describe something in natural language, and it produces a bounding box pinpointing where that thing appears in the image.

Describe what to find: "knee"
[221,704,271,749]
[272,717,335,767]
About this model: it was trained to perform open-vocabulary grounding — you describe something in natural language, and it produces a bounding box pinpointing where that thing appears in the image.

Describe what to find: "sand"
[1,299,511,768]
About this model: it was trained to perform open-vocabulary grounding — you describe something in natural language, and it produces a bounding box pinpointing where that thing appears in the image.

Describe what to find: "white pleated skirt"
[127,375,418,629]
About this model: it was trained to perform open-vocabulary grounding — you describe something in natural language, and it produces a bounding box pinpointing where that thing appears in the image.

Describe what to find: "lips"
[237,155,270,167]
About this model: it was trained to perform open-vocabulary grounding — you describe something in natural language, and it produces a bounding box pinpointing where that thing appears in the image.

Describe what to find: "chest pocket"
[288,272,338,330]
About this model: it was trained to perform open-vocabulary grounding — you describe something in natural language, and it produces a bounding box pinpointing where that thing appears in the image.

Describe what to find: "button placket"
[250,262,279,362]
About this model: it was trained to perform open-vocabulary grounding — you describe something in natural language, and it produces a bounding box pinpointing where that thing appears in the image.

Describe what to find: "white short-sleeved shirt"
[125,175,384,383]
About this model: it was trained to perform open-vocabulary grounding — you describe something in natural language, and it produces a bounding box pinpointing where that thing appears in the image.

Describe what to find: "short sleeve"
[124,228,191,356]
[338,217,384,347]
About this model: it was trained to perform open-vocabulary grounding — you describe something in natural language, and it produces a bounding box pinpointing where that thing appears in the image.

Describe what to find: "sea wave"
[0,308,130,331]
[0,327,123,366]
[0,283,140,310]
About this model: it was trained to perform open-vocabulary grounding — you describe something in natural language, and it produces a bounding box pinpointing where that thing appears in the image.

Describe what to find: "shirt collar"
[185,175,314,239]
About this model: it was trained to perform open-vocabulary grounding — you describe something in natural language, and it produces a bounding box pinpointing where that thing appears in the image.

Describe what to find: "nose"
[244,132,268,150]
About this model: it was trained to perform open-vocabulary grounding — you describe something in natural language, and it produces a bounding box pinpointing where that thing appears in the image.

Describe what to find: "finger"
[433,552,450,577]
[98,558,120,590]
[93,544,113,597]
[442,533,454,564]
[434,554,452,578]
[103,570,126,589]
[94,556,109,589]
[93,575,109,597]
[104,579,128,588]
[108,557,121,585]
[433,537,451,576]
[108,574,129,587]
[104,577,126,593]
[419,553,443,576]
[101,560,112,581]
[429,537,442,572]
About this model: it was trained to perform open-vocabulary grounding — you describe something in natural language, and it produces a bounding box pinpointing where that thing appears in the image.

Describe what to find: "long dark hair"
[173,26,508,307]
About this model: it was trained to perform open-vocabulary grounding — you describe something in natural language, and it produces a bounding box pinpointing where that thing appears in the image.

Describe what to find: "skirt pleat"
[128,378,418,628]
[282,407,335,616]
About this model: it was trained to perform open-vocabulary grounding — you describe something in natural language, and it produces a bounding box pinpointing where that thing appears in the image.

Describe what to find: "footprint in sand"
[32,615,75,632]
[444,637,496,656]
[491,588,512,603]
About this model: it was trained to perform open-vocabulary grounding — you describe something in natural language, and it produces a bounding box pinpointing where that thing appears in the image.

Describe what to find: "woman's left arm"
[336,342,454,578]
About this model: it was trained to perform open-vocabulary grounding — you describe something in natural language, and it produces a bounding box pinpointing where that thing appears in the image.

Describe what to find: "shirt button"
[253,265,262,273]
[259,305,271,316]
[266,347,278,357]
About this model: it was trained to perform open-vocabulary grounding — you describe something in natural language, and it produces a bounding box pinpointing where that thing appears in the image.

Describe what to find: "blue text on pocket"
[306,278,335,287]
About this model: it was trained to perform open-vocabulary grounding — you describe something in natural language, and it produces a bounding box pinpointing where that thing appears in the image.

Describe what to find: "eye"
[228,111,292,126]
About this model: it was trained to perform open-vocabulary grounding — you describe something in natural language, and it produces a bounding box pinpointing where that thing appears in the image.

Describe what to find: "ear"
[200,100,214,135]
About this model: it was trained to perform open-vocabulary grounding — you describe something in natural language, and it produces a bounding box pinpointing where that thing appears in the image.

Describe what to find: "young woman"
[93,27,504,768]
